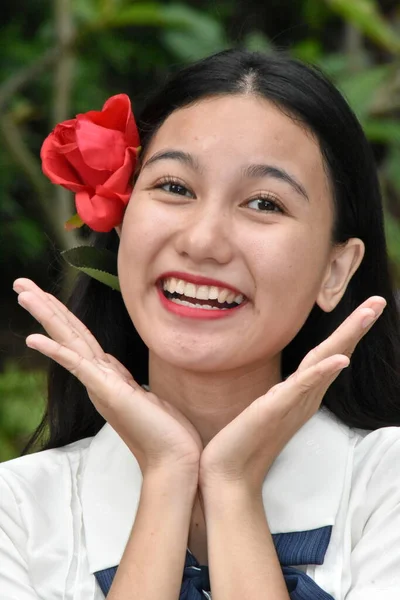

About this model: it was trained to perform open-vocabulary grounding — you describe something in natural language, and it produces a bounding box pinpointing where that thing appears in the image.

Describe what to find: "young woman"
[1,49,399,600]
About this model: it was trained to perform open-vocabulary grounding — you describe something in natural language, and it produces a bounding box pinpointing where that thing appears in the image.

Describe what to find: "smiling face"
[117,94,337,373]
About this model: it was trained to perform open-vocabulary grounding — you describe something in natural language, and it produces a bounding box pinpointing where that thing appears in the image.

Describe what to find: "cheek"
[243,228,329,357]
[250,224,330,306]
[119,194,167,265]
[117,192,181,320]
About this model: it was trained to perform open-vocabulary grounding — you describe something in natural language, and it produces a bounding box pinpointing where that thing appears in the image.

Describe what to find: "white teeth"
[161,277,245,305]
[196,285,210,300]
[208,286,219,300]
[171,298,224,310]
[168,277,177,293]
[218,289,229,304]
[184,282,196,299]
[176,279,185,294]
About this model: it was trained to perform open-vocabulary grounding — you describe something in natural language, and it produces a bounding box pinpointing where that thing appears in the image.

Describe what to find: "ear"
[316,238,365,312]
[114,225,122,238]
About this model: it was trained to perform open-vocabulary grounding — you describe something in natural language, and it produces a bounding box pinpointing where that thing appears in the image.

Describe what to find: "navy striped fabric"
[273,526,332,566]
[94,526,334,599]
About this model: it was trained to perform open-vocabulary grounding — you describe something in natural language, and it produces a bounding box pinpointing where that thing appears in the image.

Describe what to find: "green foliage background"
[1,0,400,461]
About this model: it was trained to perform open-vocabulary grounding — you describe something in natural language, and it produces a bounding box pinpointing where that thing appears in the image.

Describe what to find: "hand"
[199,296,387,493]
[13,278,202,476]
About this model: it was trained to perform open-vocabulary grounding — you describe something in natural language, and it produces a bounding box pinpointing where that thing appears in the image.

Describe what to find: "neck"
[148,353,282,446]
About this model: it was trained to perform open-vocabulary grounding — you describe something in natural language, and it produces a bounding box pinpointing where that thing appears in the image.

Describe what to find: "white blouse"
[1,408,400,599]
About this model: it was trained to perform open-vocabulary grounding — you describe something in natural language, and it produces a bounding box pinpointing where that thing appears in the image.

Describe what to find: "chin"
[148,336,239,373]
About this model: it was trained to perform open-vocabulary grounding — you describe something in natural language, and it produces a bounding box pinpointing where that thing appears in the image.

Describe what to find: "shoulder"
[0,437,97,595]
[352,425,400,476]
[349,425,400,515]
[0,436,93,513]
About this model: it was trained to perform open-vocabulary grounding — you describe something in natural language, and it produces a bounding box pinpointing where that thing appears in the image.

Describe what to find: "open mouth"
[158,277,247,311]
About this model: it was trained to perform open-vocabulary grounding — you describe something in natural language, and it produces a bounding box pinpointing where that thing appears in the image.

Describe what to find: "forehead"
[144,95,327,190]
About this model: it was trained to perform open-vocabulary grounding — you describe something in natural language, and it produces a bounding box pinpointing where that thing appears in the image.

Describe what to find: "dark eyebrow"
[142,150,202,173]
[242,163,309,202]
[142,149,309,202]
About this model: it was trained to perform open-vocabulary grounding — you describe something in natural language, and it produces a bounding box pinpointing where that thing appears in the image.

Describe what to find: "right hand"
[13,278,202,476]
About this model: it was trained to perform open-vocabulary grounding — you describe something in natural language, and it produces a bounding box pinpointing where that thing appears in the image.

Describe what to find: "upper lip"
[158,271,246,297]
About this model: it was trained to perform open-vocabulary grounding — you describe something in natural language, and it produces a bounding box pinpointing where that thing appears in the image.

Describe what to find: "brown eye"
[158,179,194,198]
[247,196,283,213]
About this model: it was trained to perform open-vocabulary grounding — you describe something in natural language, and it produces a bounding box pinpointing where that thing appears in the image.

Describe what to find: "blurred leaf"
[0,433,17,463]
[94,34,136,71]
[243,31,273,54]
[323,0,400,53]
[316,52,348,79]
[336,65,392,120]
[0,364,46,461]
[73,0,102,26]
[292,39,323,63]
[363,119,400,144]
[161,4,228,61]
[303,0,331,30]
[384,210,400,273]
[95,2,192,28]
[98,0,127,15]
[6,219,46,260]
[383,145,400,282]
[386,146,400,193]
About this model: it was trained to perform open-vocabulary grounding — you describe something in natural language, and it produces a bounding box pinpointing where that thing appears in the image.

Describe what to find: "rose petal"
[75,190,125,232]
[41,134,88,192]
[95,184,131,202]
[96,147,137,198]
[54,120,77,144]
[82,94,133,133]
[65,146,112,189]
[75,119,127,172]
[53,140,80,155]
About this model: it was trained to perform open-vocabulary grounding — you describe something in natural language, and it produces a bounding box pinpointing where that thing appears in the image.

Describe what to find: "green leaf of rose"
[61,246,120,291]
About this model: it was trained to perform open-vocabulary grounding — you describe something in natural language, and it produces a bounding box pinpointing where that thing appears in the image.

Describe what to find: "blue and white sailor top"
[1,408,400,599]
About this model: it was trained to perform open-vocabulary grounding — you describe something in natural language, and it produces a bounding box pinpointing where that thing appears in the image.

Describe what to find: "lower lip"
[157,286,246,320]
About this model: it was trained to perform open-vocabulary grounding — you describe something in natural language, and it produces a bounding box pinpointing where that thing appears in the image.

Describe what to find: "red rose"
[40,94,140,232]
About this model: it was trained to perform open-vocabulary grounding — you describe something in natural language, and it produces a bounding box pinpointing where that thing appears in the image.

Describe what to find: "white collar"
[81,408,353,574]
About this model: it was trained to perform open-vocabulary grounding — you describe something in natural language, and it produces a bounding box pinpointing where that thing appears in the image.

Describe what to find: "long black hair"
[23,49,400,454]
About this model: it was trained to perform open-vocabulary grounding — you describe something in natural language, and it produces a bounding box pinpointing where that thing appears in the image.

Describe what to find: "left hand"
[199,296,386,493]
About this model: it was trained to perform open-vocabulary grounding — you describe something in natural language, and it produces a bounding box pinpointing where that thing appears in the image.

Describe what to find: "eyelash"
[154,176,285,214]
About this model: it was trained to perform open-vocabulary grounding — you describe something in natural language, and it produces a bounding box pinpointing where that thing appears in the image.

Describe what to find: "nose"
[174,201,233,265]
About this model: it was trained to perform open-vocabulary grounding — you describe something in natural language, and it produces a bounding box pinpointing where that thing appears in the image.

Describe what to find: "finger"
[14,278,106,360]
[17,280,141,391]
[298,296,386,373]
[104,353,138,385]
[17,289,102,362]
[299,354,349,398]
[25,333,139,410]
[268,353,349,417]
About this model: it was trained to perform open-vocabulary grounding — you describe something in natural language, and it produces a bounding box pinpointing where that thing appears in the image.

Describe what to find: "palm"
[200,296,386,490]
[14,278,202,473]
